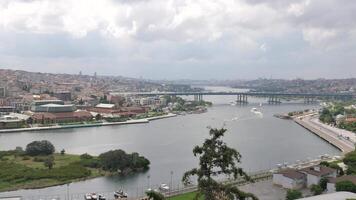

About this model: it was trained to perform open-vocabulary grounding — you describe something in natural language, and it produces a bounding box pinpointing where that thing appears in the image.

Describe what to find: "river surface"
[0,87,340,199]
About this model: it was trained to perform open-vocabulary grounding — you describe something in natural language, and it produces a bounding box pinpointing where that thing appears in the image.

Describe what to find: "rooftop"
[300,165,336,177]
[95,103,115,109]
[276,169,305,180]
[299,191,356,200]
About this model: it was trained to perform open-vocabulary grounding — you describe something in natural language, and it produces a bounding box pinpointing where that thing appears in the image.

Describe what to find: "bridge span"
[111,91,354,104]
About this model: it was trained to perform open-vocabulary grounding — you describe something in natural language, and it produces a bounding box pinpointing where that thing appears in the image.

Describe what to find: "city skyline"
[0,0,356,80]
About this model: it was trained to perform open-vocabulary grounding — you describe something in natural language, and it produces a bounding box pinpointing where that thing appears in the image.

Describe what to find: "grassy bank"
[170,192,203,200]
[0,153,104,192]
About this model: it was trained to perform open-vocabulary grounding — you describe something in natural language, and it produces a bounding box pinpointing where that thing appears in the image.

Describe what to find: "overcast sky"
[0,0,355,80]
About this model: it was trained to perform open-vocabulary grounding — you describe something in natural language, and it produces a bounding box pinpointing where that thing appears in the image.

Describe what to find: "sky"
[0,0,355,80]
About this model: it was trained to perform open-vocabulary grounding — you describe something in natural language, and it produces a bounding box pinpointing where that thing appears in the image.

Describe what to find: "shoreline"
[0,113,177,134]
[293,113,355,155]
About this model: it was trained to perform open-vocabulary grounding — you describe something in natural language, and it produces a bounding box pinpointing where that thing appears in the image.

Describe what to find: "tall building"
[0,87,7,98]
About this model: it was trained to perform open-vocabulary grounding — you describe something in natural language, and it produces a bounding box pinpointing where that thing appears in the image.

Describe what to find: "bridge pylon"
[268,96,281,104]
[236,94,248,105]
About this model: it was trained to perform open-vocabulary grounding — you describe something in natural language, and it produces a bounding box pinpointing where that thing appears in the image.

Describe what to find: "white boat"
[259,103,263,107]
[159,183,170,191]
[251,107,258,112]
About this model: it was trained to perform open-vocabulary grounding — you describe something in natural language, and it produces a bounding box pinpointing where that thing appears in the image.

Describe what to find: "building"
[300,165,337,187]
[273,169,306,189]
[327,175,356,193]
[0,115,25,129]
[0,87,6,97]
[32,104,76,113]
[299,191,356,200]
[53,91,72,101]
[273,165,336,189]
[30,100,64,112]
[31,110,93,124]
[0,106,15,114]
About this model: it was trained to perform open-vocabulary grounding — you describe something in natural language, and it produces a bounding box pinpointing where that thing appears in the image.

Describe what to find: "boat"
[259,103,263,107]
[251,107,258,112]
[84,193,104,200]
[114,190,128,199]
[159,183,170,191]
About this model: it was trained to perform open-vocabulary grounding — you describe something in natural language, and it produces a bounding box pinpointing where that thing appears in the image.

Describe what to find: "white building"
[273,169,306,189]
[273,165,336,189]
[300,165,337,187]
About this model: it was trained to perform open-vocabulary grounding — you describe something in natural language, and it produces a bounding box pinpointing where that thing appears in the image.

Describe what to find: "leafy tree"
[319,177,328,191]
[286,189,302,200]
[60,149,65,155]
[99,149,150,172]
[146,190,165,200]
[310,184,322,195]
[335,180,356,193]
[182,128,257,200]
[25,140,55,156]
[44,156,55,170]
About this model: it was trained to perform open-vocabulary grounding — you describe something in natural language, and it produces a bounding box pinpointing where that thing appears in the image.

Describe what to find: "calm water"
[0,87,340,198]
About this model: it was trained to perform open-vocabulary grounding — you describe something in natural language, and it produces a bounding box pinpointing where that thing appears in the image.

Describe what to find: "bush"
[286,189,302,200]
[22,156,31,160]
[25,140,55,156]
[33,156,46,162]
[319,177,328,190]
[99,150,150,172]
[310,184,323,195]
[335,180,356,193]
[80,153,93,160]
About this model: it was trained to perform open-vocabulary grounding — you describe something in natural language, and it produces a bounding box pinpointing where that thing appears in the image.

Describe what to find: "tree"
[44,156,55,170]
[335,180,356,193]
[182,128,257,200]
[319,177,328,191]
[286,189,302,200]
[310,184,322,195]
[25,140,55,156]
[60,149,65,155]
[146,190,165,200]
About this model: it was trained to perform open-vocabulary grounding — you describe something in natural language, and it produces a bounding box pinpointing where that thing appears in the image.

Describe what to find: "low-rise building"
[273,165,336,189]
[31,110,93,124]
[273,169,306,189]
[300,165,337,187]
[0,115,25,129]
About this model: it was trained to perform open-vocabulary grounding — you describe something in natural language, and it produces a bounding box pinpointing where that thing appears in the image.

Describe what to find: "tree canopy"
[99,149,150,173]
[25,140,55,156]
[182,128,257,200]
[286,189,302,200]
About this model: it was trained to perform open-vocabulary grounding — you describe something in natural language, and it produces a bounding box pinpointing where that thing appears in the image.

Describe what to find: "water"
[0,87,340,198]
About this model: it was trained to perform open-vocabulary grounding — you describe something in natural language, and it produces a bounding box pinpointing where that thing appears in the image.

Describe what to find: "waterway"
[0,87,340,199]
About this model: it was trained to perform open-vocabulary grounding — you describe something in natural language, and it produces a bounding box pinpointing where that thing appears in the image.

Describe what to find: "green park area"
[0,140,150,192]
[170,192,202,200]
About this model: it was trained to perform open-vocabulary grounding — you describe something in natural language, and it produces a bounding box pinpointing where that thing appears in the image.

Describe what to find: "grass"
[170,192,203,200]
[0,153,104,192]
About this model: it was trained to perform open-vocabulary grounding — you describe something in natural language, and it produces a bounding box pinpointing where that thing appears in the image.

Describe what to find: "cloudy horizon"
[0,0,355,80]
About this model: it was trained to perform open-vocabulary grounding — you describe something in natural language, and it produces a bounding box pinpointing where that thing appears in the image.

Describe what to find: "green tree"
[286,189,302,200]
[182,128,257,200]
[319,177,328,191]
[310,184,322,195]
[44,156,55,170]
[335,180,356,193]
[60,149,65,155]
[25,140,55,156]
[146,190,165,200]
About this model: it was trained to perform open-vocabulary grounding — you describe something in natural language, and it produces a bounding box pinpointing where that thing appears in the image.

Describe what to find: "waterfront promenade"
[0,113,177,134]
[294,114,355,154]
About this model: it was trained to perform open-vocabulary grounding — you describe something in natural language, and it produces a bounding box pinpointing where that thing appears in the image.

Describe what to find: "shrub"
[310,184,323,195]
[286,189,302,200]
[22,156,31,161]
[335,180,356,193]
[25,140,55,156]
[80,153,93,160]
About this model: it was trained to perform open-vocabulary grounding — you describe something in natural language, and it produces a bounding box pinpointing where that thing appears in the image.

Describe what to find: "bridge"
[112,91,354,104]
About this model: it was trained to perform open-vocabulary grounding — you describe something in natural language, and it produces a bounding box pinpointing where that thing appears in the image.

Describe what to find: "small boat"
[159,183,170,191]
[98,194,106,200]
[259,103,263,107]
[114,190,128,199]
[251,107,258,112]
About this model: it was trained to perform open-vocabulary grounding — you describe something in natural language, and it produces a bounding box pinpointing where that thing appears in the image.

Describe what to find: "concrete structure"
[299,191,356,199]
[327,175,356,193]
[273,169,306,189]
[300,165,337,187]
